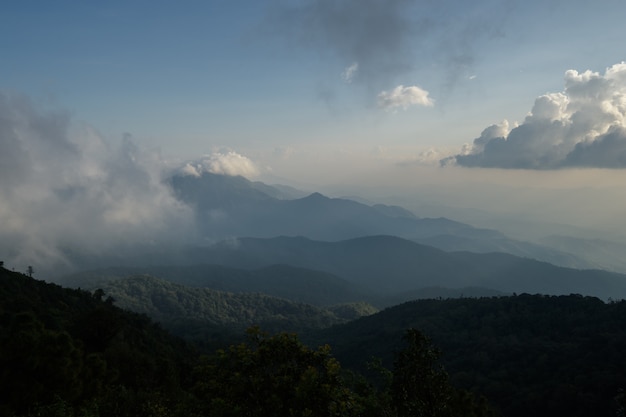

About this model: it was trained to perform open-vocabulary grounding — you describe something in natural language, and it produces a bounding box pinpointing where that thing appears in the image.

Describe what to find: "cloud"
[264,0,512,99]
[377,85,434,110]
[266,0,417,87]
[0,92,194,275]
[446,62,626,169]
[177,151,260,178]
[341,62,359,83]
[396,147,458,166]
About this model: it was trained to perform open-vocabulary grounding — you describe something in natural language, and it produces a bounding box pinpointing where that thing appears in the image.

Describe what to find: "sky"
[3,0,626,271]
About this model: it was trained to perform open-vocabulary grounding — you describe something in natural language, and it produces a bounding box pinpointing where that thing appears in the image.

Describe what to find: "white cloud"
[0,92,195,274]
[396,147,450,167]
[377,85,434,110]
[448,62,626,169]
[177,151,260,178]
[341,62,359,83]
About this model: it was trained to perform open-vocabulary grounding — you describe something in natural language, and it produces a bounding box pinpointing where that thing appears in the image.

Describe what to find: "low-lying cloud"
[0,92,195,275]
[445,62,626,169]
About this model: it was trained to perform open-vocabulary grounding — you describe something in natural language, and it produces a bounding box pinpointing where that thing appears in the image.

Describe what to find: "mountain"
[165,172,597,271]
[0,266,494,417]
[539,234,626,273]
[181,235,626,300]
[95,275,362,336]
[0,266,195,416]
[414,234,591,270]
[307,294,626,417]
[60,263,373,307]
[167,172,505,242]
[6,264,624,417]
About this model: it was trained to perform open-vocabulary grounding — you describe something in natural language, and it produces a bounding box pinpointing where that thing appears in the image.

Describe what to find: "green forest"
[1,265,625,416]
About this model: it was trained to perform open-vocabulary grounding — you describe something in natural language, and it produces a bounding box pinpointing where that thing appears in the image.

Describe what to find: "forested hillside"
[311,294,626,417]
[0,266,496,417]
[0,266,195,416]
[60,263,372,307]
[93,274,376,341]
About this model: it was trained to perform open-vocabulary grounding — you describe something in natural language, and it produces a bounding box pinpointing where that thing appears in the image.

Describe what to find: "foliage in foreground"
[314,294,626,417]
[0,267,492,417]
[191,326,494,417]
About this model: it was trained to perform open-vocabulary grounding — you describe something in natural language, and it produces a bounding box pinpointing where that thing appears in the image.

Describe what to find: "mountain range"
[166,172,598,271]
[57,171,626,303]
[182,235,626,300]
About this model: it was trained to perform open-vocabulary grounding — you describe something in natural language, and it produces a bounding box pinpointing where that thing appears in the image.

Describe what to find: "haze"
[3,1,626,273]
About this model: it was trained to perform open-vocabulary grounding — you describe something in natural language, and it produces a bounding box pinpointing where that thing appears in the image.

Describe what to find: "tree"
[192,326,360,417]
[392,329,453,417]
[27,265,34,277]
[391,328,495,417]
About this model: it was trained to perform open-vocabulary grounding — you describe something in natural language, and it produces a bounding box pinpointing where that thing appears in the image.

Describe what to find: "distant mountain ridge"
[184,235,626,300]
[168,172,503,241]
[165,172,591,270]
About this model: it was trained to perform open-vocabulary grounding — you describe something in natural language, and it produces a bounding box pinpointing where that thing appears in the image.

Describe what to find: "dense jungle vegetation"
[1,265,625,416]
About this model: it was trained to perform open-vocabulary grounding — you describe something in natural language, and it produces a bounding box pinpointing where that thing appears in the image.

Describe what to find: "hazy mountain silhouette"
[183,235,626,300]
[166,172,592,270]
[168,172,501,241]
[539,235,626,273]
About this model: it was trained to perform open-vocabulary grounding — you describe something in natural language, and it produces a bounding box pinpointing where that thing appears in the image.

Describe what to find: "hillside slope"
[0,266,194,416]
[96,274,371,337]
[309,294,626,417]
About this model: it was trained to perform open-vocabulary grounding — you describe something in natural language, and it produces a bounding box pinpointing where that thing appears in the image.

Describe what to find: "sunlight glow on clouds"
[445,62,626,169]
[377,85,434,110]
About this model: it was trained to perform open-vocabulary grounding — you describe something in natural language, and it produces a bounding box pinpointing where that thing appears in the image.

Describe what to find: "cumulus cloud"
[0,92,194,275]
[176,151,260,178]
[377,85,434,110]
[446,62,626,169]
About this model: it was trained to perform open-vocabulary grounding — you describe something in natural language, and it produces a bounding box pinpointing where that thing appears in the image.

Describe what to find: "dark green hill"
[308,294,626,417]
[96,274,367,337]
[0,266,194,416]
[61,263,371,307]
[0,266,496,417]
[5,264,625,417]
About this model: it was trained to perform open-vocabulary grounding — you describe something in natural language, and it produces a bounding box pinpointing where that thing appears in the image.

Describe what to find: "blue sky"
[4,0,626,176]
